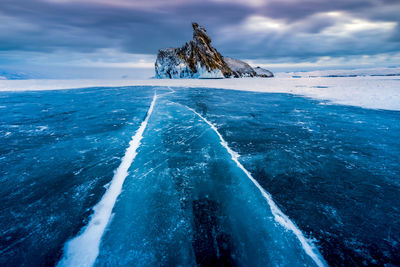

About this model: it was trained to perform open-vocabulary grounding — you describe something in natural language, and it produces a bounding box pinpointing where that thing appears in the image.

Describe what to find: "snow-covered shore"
[1,76,399,111]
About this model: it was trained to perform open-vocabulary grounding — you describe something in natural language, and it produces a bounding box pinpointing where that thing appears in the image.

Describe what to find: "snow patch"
[1,75,399,111]
[195,63,224,79]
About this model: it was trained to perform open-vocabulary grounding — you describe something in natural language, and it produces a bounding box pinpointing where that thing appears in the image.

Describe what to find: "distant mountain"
[278,67,400,78]
[0,70,30,80]
[155,23,273,79]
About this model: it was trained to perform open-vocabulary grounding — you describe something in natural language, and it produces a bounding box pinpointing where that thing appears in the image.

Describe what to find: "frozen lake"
[1,86,399,266]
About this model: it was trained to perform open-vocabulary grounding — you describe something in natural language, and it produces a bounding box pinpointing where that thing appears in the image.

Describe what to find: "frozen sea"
[1,83,400,266]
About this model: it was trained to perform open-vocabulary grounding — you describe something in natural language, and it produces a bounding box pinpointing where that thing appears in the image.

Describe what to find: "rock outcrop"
[254,67,274,78]
[224,57,257,78]
[155,23,273,79]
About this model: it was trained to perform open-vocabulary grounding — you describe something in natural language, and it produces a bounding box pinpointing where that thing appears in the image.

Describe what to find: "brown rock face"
[155,22,273,79]
[176,23,232,78]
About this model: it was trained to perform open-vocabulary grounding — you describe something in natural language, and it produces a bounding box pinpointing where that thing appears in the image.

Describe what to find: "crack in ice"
[185,105,327,267]
[57,94,157,267]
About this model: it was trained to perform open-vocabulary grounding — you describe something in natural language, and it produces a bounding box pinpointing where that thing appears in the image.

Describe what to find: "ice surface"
[95,95,324,266]
[1,86,399,266]
[0,87,155,266]
[58,94,157,267]
[1,75,399,111]
[171,88,400,265]
[187,106,325,267]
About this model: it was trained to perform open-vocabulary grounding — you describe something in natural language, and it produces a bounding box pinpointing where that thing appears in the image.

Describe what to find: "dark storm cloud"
[0,0,254,54]
[261,0,373,21]
[0,0,399,61]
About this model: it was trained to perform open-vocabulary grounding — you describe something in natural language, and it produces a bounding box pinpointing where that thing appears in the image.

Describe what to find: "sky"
[1,0,400,78]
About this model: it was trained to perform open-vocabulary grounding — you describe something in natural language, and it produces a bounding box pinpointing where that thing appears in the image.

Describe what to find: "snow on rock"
[154,48,193,79]
[224,57,256,78]
[254,67,274,78]
[195,62,224,79]
[155,22,273,79]
[155,23,232,79]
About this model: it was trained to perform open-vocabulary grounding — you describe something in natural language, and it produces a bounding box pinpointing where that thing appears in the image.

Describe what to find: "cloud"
[320,12,397,37]
[0,0,399,72]
[216,9,399,60]
[246,52,400,71]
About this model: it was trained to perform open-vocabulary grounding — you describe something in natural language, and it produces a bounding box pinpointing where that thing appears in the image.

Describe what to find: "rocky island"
[155,23,273,79]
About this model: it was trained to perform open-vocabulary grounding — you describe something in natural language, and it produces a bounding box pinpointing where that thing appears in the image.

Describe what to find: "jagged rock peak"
[192,22,211,45]
[155,22,273,79]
